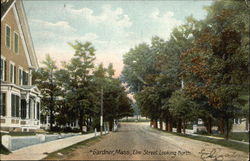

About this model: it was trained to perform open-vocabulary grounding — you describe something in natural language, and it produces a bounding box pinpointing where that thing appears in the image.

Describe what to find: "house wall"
[1,3,41,131]
[1,5,30,85]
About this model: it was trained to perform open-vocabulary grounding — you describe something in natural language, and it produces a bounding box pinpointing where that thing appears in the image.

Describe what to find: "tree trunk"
[153,120,156,128]
[165,118,169,131]
[177,119,182,133]
[168,116,173,132]
[159,119,163,130]
[246,117,249,131]
[49,107,54,131]
[79,109,83,132]
[225,118,229,140]
[150,119,153,127]
[204,117,212,135]
[218,119,225,135]
[109,120,113,131]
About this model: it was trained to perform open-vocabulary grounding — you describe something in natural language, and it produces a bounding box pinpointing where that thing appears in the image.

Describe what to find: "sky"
[23,0,212,77]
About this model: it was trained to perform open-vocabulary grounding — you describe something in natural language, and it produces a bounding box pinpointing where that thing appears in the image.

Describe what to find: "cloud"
[66,4,132,28]
[71,33,99,42]
[31,19,76,32]
[149,8,182,39]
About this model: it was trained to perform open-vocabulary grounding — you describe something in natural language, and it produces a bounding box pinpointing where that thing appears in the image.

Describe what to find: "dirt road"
[47,122,248,161]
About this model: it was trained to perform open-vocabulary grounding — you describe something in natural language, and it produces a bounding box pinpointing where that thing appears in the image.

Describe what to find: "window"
[14,32,19,54]
[21,99,26,119]
[11,94,20,117]
[19,68,23,85]
[23,71,29,85]
[0,93,6,116]
[0,58,6,81]
[5,25,11,49]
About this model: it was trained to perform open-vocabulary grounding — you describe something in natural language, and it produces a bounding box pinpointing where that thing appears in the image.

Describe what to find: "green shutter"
[14,33,18,53]
[2,93,6,116]
[37,103,40,120]
[10,64,13,83]
[14,66,16,84]
[0,59,3,81]
[6,26,10,48]
[4,60,7,81]
[11,94,15,117]
[16,95,19,117]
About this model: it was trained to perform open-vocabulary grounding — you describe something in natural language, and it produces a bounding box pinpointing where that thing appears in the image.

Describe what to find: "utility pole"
[100,87,103,135]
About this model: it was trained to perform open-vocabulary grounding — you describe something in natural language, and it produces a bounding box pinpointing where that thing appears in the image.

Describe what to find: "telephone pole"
[100,87,103,135]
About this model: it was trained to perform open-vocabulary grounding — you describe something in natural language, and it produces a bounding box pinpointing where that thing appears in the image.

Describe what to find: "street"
[47,122,248,161]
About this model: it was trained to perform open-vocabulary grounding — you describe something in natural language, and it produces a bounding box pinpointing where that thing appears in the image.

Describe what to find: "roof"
[15,0,39,68]
[20,85,41,94]
[20,85,36,90]
[1,0,15,18]
[1,0,39,69]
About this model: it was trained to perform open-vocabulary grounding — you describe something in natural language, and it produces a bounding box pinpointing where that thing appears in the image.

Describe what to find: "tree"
[181,0,249,139]
[169,90,197,133]
[32,54,61,131]
[64,41,96,132]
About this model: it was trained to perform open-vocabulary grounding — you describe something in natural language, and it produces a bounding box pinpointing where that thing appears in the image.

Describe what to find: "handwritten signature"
[199,148,224,161]
[199,148,241,161]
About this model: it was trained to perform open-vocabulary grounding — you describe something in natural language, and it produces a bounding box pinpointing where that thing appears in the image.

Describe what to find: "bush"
[195,130,208,135]
[229,132,249,142]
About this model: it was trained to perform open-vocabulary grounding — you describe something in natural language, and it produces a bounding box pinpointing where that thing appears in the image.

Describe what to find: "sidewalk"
[0,132,101,160]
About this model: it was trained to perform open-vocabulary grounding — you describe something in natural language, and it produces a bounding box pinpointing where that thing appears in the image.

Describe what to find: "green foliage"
[32,54,61,130]
[33,42,133,132]
[169,90,197,121]
[121,0,249,137]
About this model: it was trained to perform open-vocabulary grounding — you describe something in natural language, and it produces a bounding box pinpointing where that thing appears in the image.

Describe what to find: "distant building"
[1,0,41,132]
[232,118,249,132]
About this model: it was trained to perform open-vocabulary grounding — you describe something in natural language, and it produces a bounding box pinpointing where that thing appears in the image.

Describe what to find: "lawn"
[0,132,37,137]
[43,134,106,160]
[195,131,249,142]
[153,128,249,153]
[0,143,11,155]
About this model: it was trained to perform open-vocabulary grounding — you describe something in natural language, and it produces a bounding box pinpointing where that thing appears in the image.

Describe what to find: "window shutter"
[14,33,18,53]
[4,60,7,81]
[14,66,16,84]
[19,69,21,85]
[10,64,13,83]
[0,59,3,81]
[29,99,31,118]
[6,26,10,48]
[11,94,15,117]
[2,93,6,116]
[37,102,40,120]
[16,95,19,117]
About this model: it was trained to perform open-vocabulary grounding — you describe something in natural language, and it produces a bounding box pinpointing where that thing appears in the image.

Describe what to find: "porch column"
[34,99,37,120]
[46,115,49,125]
[26,93,30,119]
[26,98,29,119]
[6,90,12,118]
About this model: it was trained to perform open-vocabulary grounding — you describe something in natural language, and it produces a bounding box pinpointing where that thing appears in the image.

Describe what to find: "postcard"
[0,0,249,160]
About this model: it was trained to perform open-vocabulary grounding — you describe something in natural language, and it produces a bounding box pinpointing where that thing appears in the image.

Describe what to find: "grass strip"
[44,134,106,160]
[0,143,11,155]
[152,128,249,153]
